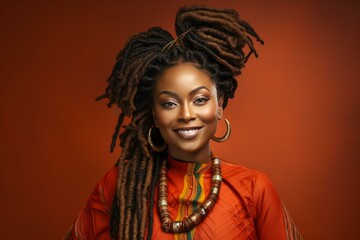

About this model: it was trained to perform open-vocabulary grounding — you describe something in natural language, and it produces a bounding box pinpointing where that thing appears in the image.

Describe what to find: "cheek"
[154,108,175,127]
[199,102,219,122]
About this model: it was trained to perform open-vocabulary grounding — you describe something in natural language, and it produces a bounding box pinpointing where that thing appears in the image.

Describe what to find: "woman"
[65,5,302,240]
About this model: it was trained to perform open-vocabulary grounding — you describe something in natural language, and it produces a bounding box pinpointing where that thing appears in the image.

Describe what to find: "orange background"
[1,1,359,239]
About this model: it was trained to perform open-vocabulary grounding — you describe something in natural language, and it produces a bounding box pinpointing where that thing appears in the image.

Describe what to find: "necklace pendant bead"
[172,221,181,232]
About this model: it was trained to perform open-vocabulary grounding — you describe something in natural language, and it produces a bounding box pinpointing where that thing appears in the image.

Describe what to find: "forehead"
[154,63,216,94]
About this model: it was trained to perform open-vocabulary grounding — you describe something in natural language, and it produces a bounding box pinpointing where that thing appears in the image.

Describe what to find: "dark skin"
[152,63,223,164]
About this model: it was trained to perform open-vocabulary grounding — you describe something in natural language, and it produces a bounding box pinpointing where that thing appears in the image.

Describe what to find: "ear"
[217,97,224,120]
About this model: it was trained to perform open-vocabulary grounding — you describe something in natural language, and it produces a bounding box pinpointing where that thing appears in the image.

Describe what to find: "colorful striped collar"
[167,154,213,176]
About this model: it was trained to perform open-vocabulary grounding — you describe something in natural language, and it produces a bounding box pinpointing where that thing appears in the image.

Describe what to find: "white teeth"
[175,128,200,139]
[178,129,197,134]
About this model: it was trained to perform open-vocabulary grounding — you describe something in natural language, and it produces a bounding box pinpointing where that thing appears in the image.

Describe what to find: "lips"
[173,127,203,139]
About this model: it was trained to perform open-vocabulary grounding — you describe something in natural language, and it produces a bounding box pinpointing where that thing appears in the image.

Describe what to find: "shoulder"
[221,160,261,179]
[220,160,280,207]
[93,166,118,211]
[221,160,269,190]
[98,165,118,190]
[64,166,119,239]
[220,159,283,218]
[80,165,119,217]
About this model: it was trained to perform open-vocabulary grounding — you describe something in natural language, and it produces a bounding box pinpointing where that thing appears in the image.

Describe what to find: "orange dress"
[65,156,302,240]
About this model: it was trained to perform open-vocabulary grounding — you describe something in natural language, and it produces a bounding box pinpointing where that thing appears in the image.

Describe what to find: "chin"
[173,141,210,154]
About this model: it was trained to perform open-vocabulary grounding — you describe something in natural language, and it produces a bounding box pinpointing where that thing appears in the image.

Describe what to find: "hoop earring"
[212,119,231,143]
[147,126,167,152]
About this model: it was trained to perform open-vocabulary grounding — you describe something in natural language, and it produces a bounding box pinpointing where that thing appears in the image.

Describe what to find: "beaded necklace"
[158,156,222,233]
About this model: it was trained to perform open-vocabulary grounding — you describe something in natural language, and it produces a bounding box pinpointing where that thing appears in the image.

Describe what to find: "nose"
[178,102,196,122]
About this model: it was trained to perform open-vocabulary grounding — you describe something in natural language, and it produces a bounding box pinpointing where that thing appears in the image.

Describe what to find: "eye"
[161,101,177,109]
[194,97,209,105]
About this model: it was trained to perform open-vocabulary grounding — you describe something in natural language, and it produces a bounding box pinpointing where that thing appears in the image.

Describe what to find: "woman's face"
[152,63,223,161]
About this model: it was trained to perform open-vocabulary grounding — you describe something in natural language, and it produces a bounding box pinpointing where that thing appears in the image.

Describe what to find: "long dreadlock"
[95,5,263,240]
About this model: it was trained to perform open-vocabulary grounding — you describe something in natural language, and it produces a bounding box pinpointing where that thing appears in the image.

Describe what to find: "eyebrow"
[158,86,211,98]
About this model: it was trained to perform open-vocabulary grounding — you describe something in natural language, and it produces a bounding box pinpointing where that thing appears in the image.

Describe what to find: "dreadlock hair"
[95,5,263,240]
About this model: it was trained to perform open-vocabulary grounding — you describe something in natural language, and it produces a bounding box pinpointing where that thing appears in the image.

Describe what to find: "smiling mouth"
[173,127,203,139]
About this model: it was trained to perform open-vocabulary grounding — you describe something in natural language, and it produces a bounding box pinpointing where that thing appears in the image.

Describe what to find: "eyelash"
[194,97,209,104]
[161,101,177,108]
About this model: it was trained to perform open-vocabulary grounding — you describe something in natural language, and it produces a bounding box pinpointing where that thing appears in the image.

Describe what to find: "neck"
[168,145,212,163]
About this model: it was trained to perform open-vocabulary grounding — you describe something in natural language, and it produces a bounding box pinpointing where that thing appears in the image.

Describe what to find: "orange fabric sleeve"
[64,167,118,240]
[253,172,303,240]
[253,173,287,240]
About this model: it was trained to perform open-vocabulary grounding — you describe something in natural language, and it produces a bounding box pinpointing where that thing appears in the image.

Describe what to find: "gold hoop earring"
[212,118,231,143]
[147,126,167,152]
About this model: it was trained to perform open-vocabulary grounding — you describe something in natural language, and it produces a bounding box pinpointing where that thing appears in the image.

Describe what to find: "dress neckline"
[167,154,214,176]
